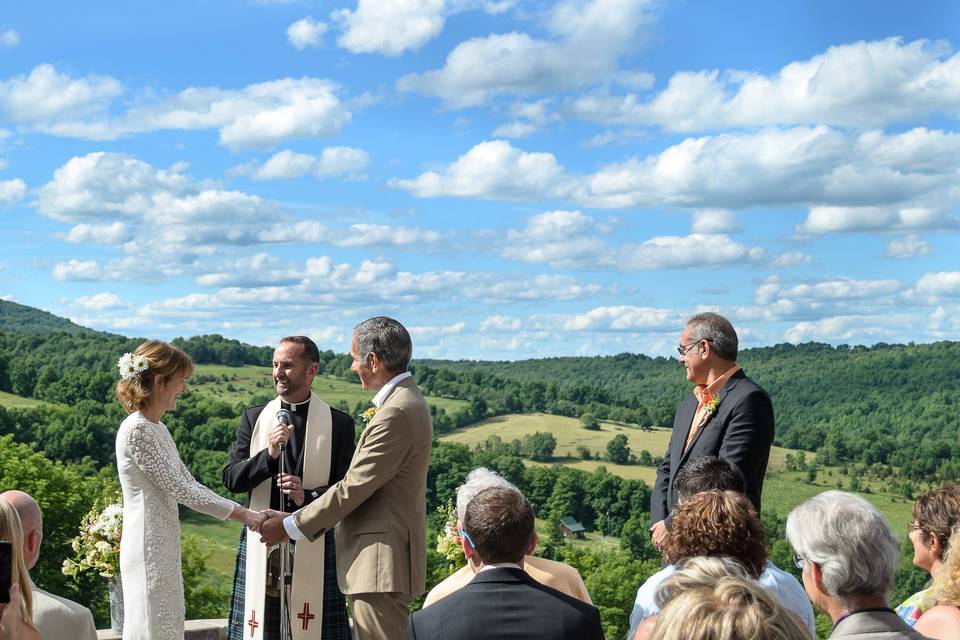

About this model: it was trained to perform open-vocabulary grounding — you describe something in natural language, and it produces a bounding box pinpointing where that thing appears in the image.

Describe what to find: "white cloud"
[72,292,126,310]
[389,140,567,200]
[567,38,960,131]
[0,30,18,47]
[64,222,129,244]
[784,315,910,344]
[287,17,328,49]
[397,127,960,220]
[0,64,122,124]
[768,251,812,268]
[560,305,680,331]
[916,272,960,297]
[493,100,560,138]
[691,209,738,234]
[622,234,764,270]
[335,223,442,247]
[797,205,953,234]
[755,277,904,305]
[397,0,656,107]
[0,178,26,205]
[885,235,932,259]
[333,0,446,56]
[408,321,466,338]
[231,146,369,180]
[315,146,370,179]
[489,210,764,271]
[52,259,112,282]
[1,66,354,150]
[479,315,522,331]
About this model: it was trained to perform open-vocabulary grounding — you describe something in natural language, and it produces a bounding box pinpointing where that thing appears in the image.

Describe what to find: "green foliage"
[0,436,112,616]
[172,334,272,367]
[580,413,600,430]
[606,433,631,465]
[522,431,557,461]
[182,535,231,619]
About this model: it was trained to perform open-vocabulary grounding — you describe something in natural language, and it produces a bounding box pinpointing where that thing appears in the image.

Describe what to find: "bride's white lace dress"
[116,411,237,640]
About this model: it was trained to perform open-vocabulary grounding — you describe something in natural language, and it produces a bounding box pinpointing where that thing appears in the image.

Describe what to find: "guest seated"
[914,524,960,639]
[637,556,809,640]
[629,458,814,638]
[0,490,98,640]
[0,499,41,640]
[406,486,604,640]
[897,485,960,626]
[787,490,928,639]
[423,467,591,607]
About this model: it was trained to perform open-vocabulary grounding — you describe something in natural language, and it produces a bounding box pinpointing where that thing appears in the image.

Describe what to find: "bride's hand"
[245,509,268,532]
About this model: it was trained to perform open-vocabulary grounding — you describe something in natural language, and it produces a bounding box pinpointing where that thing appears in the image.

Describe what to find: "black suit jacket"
[650,370,774,523]
[406,567,604,640]
[222,402,355,509]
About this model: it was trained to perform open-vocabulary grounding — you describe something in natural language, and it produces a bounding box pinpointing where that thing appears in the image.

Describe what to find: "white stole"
[244,393,332,639]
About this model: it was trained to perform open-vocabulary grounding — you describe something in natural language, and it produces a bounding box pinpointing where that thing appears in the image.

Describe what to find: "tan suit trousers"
[348,592,413,640]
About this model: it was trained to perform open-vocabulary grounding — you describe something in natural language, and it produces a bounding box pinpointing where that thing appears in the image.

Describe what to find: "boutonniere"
[359,406,377,425]
[702,391,721,415]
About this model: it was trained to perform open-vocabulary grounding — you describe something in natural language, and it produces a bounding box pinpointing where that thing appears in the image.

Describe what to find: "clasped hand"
[258,509,292,545]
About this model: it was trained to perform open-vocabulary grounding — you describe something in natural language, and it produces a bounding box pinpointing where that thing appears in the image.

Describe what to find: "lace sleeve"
[123,419,237,520]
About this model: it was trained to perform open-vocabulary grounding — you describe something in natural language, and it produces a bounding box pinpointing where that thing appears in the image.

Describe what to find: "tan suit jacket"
[294,377,432,596]
[31,585,98,640]
[422,555,592,607]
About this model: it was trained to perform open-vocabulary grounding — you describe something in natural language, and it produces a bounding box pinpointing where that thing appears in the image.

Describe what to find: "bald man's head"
[0,490,43,570]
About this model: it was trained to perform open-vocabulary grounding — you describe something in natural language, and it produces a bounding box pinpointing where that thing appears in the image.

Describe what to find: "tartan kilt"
[227,528,352,640]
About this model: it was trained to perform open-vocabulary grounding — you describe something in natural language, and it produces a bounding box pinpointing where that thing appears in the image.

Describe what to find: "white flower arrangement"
[63,501,123,579]
[117,352,149,380]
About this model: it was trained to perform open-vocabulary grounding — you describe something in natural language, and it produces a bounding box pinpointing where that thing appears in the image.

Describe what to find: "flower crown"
[117,353,149,381]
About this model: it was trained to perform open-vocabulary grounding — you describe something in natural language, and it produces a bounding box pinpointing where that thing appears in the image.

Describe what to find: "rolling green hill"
[0,299,102,335]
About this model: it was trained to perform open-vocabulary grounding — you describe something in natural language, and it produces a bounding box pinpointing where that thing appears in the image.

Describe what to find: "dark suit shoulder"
[242,403,268,419]
[331,406,355,426]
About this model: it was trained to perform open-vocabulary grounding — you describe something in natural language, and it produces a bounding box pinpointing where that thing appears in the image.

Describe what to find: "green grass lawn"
[440,412,915,537]
[0,390,44,408]
[181,516,244,580]
[191,366,469,416]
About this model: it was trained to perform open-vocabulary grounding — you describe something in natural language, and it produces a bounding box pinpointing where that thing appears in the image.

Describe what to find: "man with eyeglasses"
[649,312,774,550]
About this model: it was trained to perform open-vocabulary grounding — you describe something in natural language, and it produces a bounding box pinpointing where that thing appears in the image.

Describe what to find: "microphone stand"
[279,440,292,640]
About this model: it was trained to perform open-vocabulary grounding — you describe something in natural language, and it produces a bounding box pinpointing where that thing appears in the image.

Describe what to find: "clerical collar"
[281,397,311,414]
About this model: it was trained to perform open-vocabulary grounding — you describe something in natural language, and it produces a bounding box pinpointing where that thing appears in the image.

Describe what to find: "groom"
[260,317,433,640]
[223,336,355,640]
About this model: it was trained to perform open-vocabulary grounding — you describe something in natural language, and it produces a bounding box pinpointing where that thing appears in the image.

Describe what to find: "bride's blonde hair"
[0,498,33,623]
[115,340,194,412]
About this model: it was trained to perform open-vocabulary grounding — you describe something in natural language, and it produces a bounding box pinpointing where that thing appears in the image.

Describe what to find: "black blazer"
[650,370,774,523]
[221,402,355,510]
[407,567,604,640]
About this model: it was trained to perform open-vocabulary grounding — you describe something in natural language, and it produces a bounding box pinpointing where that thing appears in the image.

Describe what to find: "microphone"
[276,408,292,427]
[276,408,292,512]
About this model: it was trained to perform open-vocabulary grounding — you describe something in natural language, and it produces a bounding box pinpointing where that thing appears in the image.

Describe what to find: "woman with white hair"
[422,467,591,607]
[786,491,927,639]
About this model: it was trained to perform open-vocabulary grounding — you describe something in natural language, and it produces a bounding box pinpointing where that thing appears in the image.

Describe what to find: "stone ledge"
[97,619,227,639]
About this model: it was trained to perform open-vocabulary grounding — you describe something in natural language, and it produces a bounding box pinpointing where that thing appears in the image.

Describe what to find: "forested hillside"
[0,304,952,634]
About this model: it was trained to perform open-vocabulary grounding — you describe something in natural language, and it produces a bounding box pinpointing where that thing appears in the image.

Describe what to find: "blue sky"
[0,0,958,359]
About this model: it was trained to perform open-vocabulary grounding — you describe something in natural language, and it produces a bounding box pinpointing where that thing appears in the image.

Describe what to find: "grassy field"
[181,516,244,580]
[0,390,44,408]
[439,412,917,537]
[191,365,469,415]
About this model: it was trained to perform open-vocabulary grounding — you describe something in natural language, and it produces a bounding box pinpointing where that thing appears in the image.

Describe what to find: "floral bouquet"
[62,501,123,579]
[435,500,466,571]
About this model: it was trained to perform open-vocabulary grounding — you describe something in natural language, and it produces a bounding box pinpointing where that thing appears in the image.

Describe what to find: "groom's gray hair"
[353,316,412,373]
[456,468,518,521]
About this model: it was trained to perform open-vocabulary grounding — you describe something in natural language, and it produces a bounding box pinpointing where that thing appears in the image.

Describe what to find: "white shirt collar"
[478,562,524,572]
[372,371,412,407]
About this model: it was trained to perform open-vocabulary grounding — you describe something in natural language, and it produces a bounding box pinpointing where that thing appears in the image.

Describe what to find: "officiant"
[223,336,355,640]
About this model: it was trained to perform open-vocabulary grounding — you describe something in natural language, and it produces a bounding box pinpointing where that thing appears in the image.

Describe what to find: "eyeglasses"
[459,528,476,549]
[677,338,713,357]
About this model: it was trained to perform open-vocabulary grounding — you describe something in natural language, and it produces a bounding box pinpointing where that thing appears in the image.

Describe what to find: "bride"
[115,340,264,640]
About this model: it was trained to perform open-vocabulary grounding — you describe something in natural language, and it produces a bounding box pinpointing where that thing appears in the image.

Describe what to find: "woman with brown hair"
[115,340,264,640]
[0,499,41,640]
[896,484,960,627]
[629,490,814,639]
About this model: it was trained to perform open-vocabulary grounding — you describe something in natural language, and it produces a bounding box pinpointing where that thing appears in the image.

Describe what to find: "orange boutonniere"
[702,390,720,415]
